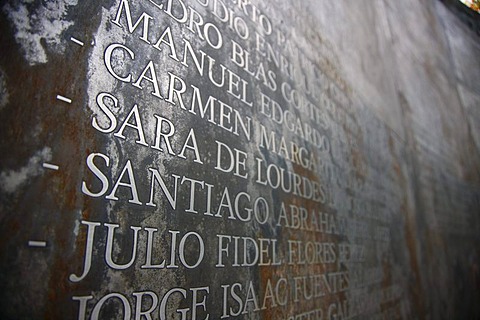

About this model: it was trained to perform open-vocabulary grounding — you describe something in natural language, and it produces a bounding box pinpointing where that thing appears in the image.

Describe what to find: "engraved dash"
[70,36,85,46]
[56,94,72,104]
[43,163,59,171]
[28,241,47,248]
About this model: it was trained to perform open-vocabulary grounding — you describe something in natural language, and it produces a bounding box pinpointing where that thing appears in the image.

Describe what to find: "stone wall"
[0,0,479,319]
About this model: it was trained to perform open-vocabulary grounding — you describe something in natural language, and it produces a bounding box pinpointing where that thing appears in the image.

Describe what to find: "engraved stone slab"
[0,0,479,319]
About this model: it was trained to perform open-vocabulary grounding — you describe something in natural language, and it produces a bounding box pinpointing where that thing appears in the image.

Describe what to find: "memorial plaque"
[1,0,479,319]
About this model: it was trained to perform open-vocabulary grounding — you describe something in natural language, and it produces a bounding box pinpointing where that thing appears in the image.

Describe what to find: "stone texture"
[0,0,479,319]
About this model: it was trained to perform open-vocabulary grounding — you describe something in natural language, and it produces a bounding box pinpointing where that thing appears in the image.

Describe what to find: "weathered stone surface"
[0,0,479,319]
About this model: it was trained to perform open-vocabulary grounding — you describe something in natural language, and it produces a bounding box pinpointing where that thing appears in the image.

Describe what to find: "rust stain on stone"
[388,129,426,319]
[403,204,426,320]
[0,3,105,315]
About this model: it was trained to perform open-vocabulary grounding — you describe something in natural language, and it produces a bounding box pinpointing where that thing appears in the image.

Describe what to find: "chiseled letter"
[178,128,203,164]
[105,223,142,270]
[92,92,118,133]
[82,153,110,198]
[106,160,142,205]
[111,0,153,43]
[69,220,101,282]
[113,104,148,147]
[104,43,135,82]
